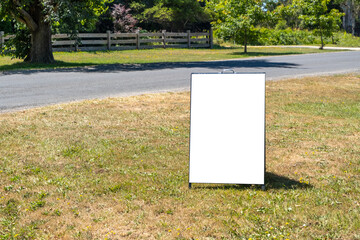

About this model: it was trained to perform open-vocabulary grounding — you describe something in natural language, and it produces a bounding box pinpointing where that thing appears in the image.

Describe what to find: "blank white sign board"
[189,73,265,185]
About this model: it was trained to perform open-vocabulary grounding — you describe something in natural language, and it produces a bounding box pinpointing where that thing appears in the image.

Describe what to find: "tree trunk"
[320,29,324,50]
[29,22,54,63]
[244,29,247,53]
[26,2,54,63]
[341,0,353,33]
[340,0,359,35]
[351,17,356,36]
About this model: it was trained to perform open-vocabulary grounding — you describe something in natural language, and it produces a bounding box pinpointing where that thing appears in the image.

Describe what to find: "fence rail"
[0,30,213,52]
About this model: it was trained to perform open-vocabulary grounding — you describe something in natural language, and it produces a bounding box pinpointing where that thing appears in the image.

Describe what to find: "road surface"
[1,51,359,112]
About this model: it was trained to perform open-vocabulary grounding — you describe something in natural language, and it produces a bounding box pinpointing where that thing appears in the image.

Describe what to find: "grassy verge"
[0,47,339,72]
[1,74,359,239]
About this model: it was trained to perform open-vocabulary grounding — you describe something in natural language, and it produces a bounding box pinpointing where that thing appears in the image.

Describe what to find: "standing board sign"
[189,72,265,188]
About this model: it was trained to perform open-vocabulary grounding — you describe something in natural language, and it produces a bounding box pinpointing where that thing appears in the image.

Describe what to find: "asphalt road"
[1,51,359,112]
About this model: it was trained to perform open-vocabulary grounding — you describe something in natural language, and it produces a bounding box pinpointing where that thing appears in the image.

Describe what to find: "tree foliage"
[274,2,302,29]
[205,0,267,53]
[54,1,109,34]
[94,0,210,32]
[142,0,210,31]
[296,0,344,48]
[0,19,15,33]
[4,25,31,60]
[112,3,138,32]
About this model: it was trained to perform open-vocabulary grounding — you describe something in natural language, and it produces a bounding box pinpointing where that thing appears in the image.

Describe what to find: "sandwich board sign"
[189,71,265,189]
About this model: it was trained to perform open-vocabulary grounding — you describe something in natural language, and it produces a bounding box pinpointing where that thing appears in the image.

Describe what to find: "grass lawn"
[0,47,339,72]
[1,74,359,239]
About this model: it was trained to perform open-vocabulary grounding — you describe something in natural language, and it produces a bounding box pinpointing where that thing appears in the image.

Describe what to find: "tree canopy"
[296,0,344,48]
[204,0,268,53]
[0,0,110,63]
[142,0,210,31]
[206,0,346,50]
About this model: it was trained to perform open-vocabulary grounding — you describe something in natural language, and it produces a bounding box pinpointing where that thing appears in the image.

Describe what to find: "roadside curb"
[254,45,360,51]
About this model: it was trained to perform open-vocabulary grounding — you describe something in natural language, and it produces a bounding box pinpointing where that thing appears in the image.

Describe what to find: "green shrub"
[253,28,316,45]
[334,31,360,47]
[243,28,360,47]
[3,28,31,60]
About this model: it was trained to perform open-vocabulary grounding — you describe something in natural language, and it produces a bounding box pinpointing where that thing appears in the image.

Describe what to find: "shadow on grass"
[1,58,300,76]
[191,172,312,190]
[212,44,240,50]
[0,61,92,72]
[228,51,309,57]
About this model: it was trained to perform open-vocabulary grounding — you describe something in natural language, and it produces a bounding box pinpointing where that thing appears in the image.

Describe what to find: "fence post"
[187,30,191,48]
[74,35,79,52]
[0,31,4,51]
[107,30,111,50]
[162,30,166,49]
[136,30,140,49]
[209,28,213,49]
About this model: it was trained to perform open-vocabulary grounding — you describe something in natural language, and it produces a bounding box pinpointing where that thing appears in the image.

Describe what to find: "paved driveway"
[1,51,359,112]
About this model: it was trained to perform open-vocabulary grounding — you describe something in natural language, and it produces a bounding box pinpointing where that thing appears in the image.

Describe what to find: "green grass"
[0,47,339,72]
[0,74,359,239]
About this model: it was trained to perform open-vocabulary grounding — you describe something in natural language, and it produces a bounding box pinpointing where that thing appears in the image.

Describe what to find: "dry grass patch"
[1,74,360,239]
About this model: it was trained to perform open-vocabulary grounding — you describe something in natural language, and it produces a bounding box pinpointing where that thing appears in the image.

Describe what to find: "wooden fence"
[0,30,213,52]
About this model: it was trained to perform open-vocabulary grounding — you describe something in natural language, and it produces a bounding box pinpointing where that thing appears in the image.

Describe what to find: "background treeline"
[0,0,359,46]
[95,0,211,32]
[0,0,211,34]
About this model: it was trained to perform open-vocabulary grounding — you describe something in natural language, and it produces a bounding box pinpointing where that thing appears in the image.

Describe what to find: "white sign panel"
[189,73,265,185]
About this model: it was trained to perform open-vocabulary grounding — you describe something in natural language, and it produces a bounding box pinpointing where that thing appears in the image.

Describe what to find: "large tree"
[205,0,266,53]
[0,0,109,63]
[296,0,344,49]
